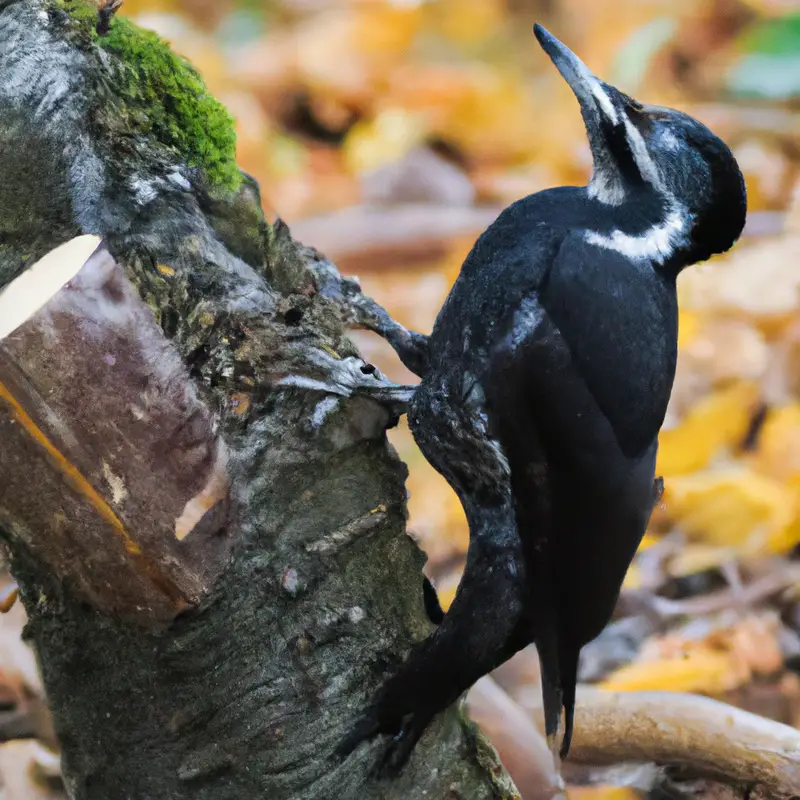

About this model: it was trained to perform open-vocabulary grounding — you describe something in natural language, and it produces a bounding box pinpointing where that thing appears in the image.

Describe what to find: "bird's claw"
[337,706,427,777]
[278,348,415,410]
[379,713,426,776]
[335,707,381,762]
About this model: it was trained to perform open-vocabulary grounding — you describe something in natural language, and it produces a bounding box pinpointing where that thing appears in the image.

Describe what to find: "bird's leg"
[345,290,430,379]
[300,236,430,378]
[339,503,528,772]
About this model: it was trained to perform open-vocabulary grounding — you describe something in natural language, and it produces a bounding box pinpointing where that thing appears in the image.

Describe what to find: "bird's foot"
[337,705,431,777]
[277,347,415,412]
[335,706,382,762]
[294,233,429,377]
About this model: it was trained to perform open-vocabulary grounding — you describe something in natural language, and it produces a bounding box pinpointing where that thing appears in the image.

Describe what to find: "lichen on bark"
[0,2,516,798]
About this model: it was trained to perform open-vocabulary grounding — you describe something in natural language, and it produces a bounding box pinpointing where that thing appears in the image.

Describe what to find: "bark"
[0,3,517,799]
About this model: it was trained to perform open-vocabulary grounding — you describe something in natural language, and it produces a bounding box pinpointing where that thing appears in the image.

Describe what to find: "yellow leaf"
[601,650,740,694]
[622,562,642,590]
[663,468,800,555]
[353,6,421,60]
[437,583,458,614]
[425,0,506,45]
[432,66,548,164]
[666,543,737,578]
[568,789,639,800]
[294,7,420,102]
[750,404,800,482]
[638,532,660,550]
[679,236,800,325]
[676,309,702,349]
[656,382,759,476]
[343,108,427,174]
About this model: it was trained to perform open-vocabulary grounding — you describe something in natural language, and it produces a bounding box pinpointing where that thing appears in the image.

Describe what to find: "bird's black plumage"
[340,24,746,770]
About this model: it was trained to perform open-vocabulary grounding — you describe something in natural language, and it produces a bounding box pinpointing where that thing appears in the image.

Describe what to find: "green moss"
[50,0,100,45]
[97,17,241,191]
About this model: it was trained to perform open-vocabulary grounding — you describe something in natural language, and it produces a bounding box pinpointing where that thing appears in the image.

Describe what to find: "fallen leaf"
[657,382,759,476]
[601,648,743,694]
[663,467,800,555]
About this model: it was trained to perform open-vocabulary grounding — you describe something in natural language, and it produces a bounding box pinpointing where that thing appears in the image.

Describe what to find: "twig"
[566,689,800,798]
[619,566,800,621]
[289,204,504,272]
[467,677,563,800]
[305,506,388,554]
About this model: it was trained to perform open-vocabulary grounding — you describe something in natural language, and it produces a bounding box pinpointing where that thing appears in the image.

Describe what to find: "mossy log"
[0,2,518,798]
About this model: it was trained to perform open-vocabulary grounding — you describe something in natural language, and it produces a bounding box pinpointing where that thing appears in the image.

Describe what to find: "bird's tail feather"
[538,627,581,760]
[536,625,563,752]
[558,643,580,759]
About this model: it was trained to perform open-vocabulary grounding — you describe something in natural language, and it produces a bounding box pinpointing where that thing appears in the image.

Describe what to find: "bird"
[340,23,747,772]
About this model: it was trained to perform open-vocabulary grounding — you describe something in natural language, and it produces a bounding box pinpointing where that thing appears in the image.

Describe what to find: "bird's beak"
[533,24,619,130]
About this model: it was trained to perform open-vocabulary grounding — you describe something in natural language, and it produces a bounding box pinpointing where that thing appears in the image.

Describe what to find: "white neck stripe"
[584,206,689,265]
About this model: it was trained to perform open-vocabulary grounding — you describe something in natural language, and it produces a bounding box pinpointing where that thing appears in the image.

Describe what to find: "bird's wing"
[536,231,678,457]
[482,288,621,754]
[486,295,629,491]
[483,249,662,757]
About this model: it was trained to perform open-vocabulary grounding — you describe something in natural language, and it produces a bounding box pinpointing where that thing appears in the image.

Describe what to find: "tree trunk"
[0,2,517,798]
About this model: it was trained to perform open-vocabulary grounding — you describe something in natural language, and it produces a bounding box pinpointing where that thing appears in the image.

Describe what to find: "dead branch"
[289,204,504,272]
[467,676,562,800]
[514,687,800,798]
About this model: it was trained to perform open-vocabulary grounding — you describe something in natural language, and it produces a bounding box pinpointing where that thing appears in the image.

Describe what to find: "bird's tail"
[537,628,580,761]
[558,643,579,759]
[536,619,563,753]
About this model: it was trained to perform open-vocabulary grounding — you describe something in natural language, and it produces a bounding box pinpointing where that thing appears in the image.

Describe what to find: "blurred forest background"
[3,0,800,797]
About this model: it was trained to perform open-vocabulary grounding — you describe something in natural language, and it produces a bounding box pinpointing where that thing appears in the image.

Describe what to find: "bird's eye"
[625,97,644,114]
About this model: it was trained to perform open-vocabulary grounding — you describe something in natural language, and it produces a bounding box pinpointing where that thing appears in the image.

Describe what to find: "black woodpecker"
[341,24,747,770]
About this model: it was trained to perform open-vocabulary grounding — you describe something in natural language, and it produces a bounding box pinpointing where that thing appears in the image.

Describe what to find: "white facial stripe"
[589,79,618,124]
[623,117,663,190]
[588,115,665,205]
[584,206,689,265]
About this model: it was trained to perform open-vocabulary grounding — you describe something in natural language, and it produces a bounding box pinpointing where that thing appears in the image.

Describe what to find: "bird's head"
[534,24,746,264]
